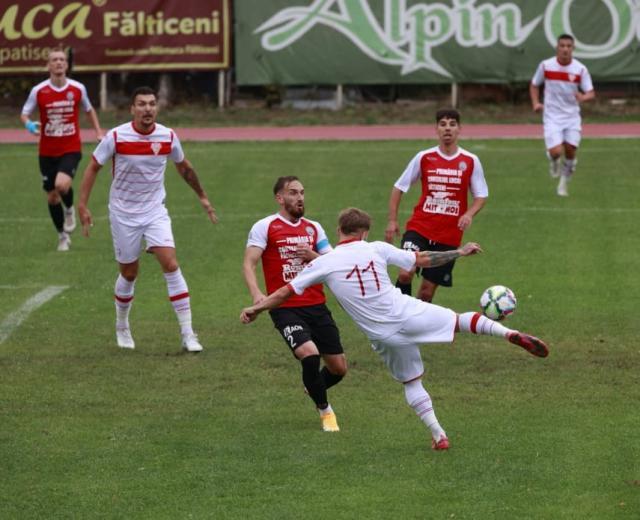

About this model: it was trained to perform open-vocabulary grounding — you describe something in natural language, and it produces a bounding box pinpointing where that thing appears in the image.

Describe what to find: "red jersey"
[394,146,489,247]
[247,214,333,308]
[21,78,93,157]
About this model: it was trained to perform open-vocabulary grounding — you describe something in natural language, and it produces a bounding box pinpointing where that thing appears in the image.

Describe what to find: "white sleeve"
[394,152,424,193]
[289,258,328,295]
[79,83,93,112]
[92,130,116,166]
[372,241,416,271]
[246,220,268,250]
[169,131,185,163]
[469,156,489,198]
[531,62,545,86]
[580,66,594,93]
[21,87,37,117]
[314,222,333,254]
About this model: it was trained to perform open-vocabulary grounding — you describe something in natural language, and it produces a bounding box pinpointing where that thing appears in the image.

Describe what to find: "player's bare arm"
[385,187,404,243]
[458,196,487,230]
[296,243,319,261]
[175,158,218,224]
[78,158,103,237]
[86,108,104,141]
[416,242,482,268]
[240,285,294,324]
[575,90,596,103]
[242,246,268,304]
[529,83,543,112]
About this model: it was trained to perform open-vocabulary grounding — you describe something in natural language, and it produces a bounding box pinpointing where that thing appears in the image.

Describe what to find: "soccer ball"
[480,285,516,321]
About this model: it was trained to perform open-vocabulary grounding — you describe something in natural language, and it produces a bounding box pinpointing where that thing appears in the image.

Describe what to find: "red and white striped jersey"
[21,78,93,157]
[247,214,332,308]
[92,122,184,223]
[395,146,488,247]
[531,57,594,124]
[289,239,424,341]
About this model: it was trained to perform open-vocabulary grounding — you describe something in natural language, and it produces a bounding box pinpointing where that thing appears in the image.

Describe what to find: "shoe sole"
[509,333,549,358]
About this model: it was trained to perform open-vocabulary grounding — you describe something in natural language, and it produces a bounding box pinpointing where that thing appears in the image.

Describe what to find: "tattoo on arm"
[424,249,460,268]
[179,165,205,197]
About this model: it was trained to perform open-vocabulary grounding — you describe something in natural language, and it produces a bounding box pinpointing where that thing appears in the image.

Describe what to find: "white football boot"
[63,207,76,233]
[182,333,203,353]
[116,327,135,349]
[57,232,71,252]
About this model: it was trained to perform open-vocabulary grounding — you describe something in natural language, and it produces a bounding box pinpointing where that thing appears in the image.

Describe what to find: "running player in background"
[530,34,595,197]
[78,86,217,352]
[243,177,347,432]
[241,208,549,451]
[20,45,103,251]
[385,108,488,303]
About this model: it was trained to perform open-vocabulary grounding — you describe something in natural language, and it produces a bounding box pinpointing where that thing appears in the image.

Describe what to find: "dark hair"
[273,176,300,195]
[131,86,157,105]
[558,34,574,43]
[338,207,371,235]
[435,108,460,124]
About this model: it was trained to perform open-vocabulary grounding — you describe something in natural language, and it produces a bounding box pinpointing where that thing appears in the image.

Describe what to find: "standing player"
[77,86,217,352]
[530,34,595,197]
[20,45,104,251]
[241,208,549,451]
[385,108,488,302]
[243,176,347,432]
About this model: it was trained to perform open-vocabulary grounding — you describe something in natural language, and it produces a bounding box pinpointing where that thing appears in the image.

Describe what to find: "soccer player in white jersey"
[20,46,103,251]
[530,34,595,197]
[77,86,218,353]
[241,208,549,451]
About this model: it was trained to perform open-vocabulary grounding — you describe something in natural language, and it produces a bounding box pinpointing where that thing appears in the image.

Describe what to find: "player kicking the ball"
[241,208,548,450]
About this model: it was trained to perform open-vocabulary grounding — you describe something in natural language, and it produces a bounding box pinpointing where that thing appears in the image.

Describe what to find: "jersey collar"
[131,121,156,135]
[337,238,361,246]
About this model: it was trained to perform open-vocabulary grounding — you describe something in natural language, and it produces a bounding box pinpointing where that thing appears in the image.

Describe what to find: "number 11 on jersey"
[346,261,380,296]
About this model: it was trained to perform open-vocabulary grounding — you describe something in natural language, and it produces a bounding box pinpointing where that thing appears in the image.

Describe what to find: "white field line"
[0,285,68,344]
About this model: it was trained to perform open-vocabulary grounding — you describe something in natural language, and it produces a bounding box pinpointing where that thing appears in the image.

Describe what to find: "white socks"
[404,379,446,441]
[458,312,511,338]
[164,268,193,336]
[562,158,577,177]
[114,274,135,328]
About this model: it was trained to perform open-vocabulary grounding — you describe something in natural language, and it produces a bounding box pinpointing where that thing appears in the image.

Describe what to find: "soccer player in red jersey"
[243,177,347,432]
[77,87,217,353]
[385,109,488,303]
[530,34,595,197]
[20,46,104,251]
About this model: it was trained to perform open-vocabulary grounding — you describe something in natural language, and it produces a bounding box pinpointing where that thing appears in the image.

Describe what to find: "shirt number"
[346,261,380,296]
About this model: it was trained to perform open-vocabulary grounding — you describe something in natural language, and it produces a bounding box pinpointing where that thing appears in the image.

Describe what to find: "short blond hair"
[338,207,371,235]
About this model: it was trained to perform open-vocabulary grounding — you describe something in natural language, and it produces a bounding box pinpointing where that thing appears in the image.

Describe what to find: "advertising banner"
[0,0,230,74]
[235,0,640,85]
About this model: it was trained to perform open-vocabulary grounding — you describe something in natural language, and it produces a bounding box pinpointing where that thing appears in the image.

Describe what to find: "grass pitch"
[1,139,639,518]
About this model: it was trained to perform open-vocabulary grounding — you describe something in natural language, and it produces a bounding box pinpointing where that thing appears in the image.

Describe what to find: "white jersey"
[531,57,594,125]
[289,239,428,341]
[92,122,184,224]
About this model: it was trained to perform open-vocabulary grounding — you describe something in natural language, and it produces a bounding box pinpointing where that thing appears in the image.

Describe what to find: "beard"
[285,200,305,218]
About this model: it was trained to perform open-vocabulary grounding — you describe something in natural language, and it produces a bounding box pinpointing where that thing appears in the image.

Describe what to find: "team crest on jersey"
[569,74,576,82]
[66,91,74,101]
[458,161,467,172]
[305,226,315,236]
[151,142,162,155]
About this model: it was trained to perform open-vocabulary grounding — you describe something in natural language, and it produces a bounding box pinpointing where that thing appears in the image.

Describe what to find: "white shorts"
[109,209,175,264]
[370,303,457,383]
[543,120,582,149]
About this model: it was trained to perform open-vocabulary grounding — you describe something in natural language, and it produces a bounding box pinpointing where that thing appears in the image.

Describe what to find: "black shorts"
[38,152,82,192]
[269,303,344,356]
[400,230,456,287]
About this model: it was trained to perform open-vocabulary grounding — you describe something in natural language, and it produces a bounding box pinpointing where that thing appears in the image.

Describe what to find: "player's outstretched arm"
[416,242,482,269]
[175,158,218,224]
[78,158,102,237]
[240,285,294,324]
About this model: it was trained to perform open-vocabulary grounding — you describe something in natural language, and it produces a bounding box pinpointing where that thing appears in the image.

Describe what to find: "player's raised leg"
[457,312,549,357]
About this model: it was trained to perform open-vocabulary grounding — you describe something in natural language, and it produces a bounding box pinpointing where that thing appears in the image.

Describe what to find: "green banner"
[235,0,640,85]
